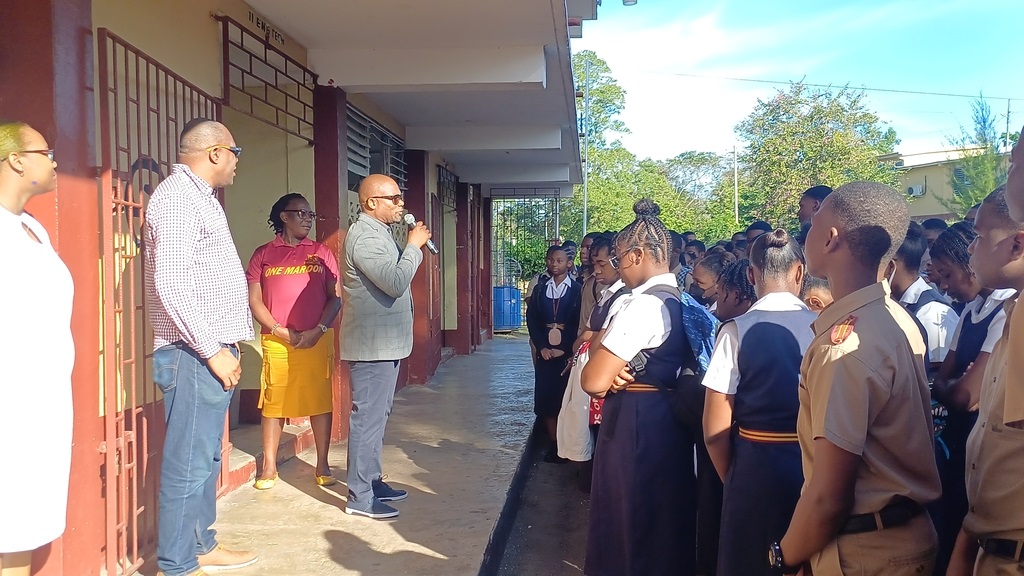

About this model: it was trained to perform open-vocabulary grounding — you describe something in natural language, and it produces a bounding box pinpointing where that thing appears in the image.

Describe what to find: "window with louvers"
[346,105,407,191]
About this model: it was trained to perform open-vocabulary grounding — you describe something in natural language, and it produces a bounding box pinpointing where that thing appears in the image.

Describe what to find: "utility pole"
[733,145,739,225]
[1007,99,1012,151]
[582,60,591,238]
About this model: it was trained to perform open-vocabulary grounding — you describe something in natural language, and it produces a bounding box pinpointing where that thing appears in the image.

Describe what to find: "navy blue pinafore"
[584,293,696,576]
[716,311,807,576]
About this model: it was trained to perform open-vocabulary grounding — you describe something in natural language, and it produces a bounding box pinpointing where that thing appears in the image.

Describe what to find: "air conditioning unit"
[907,185,925,198]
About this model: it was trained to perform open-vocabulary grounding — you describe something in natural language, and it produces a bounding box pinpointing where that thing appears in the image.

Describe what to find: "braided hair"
[695,250,737,278]
[615,198,671,264]
[717,258,756,302]
[267,193,306,234]
[929,221,976,272]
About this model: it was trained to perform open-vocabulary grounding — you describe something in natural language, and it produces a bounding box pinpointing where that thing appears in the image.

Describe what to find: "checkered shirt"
[144,164,253,358]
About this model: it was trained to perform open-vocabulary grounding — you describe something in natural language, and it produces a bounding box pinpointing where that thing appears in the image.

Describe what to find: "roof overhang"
[245,0,591,197]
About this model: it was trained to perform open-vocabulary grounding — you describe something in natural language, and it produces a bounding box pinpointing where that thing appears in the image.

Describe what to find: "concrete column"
[313,84,350,441]
[0,1,103,574]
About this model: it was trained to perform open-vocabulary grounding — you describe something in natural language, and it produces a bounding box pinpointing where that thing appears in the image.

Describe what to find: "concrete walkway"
[174,335,534,576]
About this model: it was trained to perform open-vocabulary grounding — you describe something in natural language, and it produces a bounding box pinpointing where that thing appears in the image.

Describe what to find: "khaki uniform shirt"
[963,298,1024,540]
[1004,297,1024,425]
[798,281,941,515]
[578,275,600,337]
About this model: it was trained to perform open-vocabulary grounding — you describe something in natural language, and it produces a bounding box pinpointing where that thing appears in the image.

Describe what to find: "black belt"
[979,538,1024,562]
[839,498,924,535]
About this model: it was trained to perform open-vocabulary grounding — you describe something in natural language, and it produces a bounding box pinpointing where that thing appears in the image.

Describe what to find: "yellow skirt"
[260,329,334,418]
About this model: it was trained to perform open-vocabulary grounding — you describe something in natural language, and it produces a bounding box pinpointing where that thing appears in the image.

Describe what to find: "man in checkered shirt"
[144,119,257,575]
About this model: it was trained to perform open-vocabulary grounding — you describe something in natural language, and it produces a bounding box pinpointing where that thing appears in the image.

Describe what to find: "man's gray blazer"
[339,213,423,361]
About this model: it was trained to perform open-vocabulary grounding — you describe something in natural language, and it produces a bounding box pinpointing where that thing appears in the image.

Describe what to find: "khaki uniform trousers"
[809,513,937,576]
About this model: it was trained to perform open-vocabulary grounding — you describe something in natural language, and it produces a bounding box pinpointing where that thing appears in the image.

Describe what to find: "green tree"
[942,97,1009,217]
[735,83,901,231]
[573,50,628,149]
[657,151,725,198]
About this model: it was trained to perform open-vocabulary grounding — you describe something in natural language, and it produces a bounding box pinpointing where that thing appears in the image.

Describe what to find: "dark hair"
[616,198,671,264]
[717,258,756,302]
[685,239,706,252]
[830,181,910,269]
[582,231,601,243]
[981,185,1024,230]
[267,193,307,234]
[921,218,949,231]
[682,231,696,237]
[802,185,833,203]
[749,229,804,278]
[746,220,773,234]
[696,250,737,278]
[801,274,831,298]
[590,233,614,257]
[546,245,568,258]
[894,221,927,271]
[930,221,976,271]
[562,240,578,249]
[669,230,684,251]
[708,245,729,255]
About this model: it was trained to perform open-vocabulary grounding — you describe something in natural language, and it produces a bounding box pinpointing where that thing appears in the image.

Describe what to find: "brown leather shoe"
[197,545,258,571]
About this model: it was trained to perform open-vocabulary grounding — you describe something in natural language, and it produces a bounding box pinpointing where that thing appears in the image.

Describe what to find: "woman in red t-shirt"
[246,193,342,489]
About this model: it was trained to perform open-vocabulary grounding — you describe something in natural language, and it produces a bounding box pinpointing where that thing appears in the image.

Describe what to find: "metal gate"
[97,28,223,575]
[490,194,561,329]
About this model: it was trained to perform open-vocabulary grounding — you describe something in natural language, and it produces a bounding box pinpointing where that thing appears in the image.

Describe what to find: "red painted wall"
[403,151,442,387]
[312,85,351,442]
[0,1,106,573]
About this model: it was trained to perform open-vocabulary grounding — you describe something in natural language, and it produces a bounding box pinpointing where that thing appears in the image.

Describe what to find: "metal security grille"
[490,196,561,291]
[216,15,316,142]
[97,28,225,576]
[438,165,457,209]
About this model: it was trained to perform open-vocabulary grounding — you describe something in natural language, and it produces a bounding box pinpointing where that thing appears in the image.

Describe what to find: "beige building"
[896,147,1006,221]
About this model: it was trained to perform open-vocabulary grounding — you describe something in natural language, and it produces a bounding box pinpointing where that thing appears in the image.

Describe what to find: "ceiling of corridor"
[244,0,601,196]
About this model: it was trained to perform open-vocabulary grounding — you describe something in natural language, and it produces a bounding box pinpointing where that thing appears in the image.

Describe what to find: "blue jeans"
[153,343,235,575]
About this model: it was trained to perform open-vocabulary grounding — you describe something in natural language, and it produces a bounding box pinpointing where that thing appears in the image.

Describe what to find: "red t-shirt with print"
[246,235,339,333]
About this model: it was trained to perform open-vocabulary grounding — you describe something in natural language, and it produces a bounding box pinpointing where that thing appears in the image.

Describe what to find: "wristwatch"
[317,323,328,334]
[768,541,798,574]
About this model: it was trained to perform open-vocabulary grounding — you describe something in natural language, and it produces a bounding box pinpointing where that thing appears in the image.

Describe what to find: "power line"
[663,71,1024,102]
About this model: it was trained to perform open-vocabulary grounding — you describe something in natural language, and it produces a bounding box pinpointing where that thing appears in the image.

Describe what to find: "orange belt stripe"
[738,427,799,443]
[623,383,659,392]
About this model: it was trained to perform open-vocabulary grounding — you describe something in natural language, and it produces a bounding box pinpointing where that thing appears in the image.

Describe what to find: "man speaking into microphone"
[340,174,432,519]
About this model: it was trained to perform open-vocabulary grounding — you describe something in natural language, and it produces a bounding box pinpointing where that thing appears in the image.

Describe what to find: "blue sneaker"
[373,477,408,502]
[345,497,399,519]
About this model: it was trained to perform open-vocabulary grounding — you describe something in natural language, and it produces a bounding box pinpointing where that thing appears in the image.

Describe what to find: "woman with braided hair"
[581,199,697,576]
[702,229,816,576]
[928,221,1016,574]
[712,258,756,322]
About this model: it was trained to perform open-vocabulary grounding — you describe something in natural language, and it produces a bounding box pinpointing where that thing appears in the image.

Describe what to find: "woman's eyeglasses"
[205,145,243,158]
[282,209,317,220]
[14,149,55,162]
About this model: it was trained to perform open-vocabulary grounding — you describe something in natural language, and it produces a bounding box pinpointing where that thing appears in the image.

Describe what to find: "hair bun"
[633,198,661,218]
[763,229,790,249]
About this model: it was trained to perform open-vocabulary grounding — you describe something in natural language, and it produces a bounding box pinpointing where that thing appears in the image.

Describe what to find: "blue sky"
[571,0,1024,161]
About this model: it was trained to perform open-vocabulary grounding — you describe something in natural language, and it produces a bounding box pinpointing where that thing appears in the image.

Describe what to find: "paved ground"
[141,334,535,576]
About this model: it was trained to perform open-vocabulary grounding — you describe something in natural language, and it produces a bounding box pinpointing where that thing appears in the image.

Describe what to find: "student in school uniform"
[927,221,1016,574]
[703,230,817,576]
[526,245,582,463]
[712,258,756,322]
[947,186,1024,576]
[691,250,738,312]
[800,274,833,314]
[581,199,696,576]
[558,233,626,490]
[773,181,941,576]
[886,221,959,377]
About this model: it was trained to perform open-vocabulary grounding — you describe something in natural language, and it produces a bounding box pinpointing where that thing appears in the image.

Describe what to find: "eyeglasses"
[371,194,404,204]
[610,245,638,270]
[282,209,317,221]
[15,149,55,161]
[205,145,242,158]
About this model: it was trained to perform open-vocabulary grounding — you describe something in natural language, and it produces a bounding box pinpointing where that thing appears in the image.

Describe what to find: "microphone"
[403,213,439,255]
